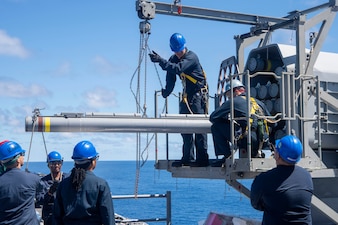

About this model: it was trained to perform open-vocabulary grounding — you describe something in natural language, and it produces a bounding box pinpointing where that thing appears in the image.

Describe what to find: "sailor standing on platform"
[149,33,209,167]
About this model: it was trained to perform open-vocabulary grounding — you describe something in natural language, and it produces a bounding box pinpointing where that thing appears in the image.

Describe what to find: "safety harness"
[238,96,269,155]
[179,69,209,114]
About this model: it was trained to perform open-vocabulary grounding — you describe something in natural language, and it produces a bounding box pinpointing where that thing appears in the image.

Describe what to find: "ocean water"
[27,161,263,225]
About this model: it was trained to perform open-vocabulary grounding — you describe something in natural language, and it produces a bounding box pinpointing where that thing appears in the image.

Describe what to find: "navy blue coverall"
[53,170,115,225]
[159,49,209,165]
[0,168,40,225]
[36,172,68,225]
[209,93,270,158]
[251,165,313,225]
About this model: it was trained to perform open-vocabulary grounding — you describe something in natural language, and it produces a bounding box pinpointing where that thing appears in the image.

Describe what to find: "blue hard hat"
[275,135,303,164]
[225,79,244,93]
[72,140,99,161]
[0,140,26,161]
[170,33,186,52]
[47,151,63,163]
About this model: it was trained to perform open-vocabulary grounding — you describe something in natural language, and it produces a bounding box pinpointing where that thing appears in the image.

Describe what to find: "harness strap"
[179,69,209,114]
[239,96,269,140]
[180,72,198,84]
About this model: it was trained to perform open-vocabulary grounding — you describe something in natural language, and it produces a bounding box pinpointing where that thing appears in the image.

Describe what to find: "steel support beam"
[151,1,288,26]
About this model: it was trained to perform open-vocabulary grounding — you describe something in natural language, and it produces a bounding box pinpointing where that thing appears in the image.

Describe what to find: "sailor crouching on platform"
[53,140,115,225]
[149,32,209,167]
[36,151,68,225]
[0,140,41,225]
[209,79,271,167]
[250,135,313,224]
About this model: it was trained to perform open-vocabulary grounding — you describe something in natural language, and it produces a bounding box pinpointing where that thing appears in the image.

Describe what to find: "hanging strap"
[249,97,269,135]
[238,97,269,140]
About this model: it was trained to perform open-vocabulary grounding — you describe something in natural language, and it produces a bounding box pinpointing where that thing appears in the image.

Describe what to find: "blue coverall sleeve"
[53,185,64,225]
[99,182,115,225]
[35,179,49,207]
[250,175,265,211]
[162,72,176,97]
[209,101,231,123]
[159,50,205,98]
[159,56,191,75]
[159,51,203,80]
[35,180,44,205]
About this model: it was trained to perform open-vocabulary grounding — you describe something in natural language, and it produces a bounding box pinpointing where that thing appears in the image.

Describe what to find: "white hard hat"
[225,79,244,93]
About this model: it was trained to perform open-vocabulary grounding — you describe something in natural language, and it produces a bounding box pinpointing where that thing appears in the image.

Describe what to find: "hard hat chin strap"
[2,154,20,168]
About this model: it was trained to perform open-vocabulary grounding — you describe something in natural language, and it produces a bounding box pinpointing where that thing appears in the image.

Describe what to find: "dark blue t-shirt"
[251,165,313,225]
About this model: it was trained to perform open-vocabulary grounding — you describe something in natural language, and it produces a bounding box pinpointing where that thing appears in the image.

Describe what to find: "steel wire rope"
[135,36,171,189]
[131,27,158,197]
[141,34,150,182]
[133,32,175,197]
[139,44,171,167]
[26,108,49,172]
[133,31,147,197]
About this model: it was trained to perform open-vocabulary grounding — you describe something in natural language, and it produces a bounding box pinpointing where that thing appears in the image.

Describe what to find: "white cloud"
[92,55,114,74]
[56,62,71,76]
[0,77,51,98]
[0,108,22,135]
[91,55,131,76]
[83,87,117,108]
[0,30,29,58]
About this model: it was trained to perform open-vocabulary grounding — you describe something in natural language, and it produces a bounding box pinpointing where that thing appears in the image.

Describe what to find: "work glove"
[48,181,59,195]
[149,50,163,63]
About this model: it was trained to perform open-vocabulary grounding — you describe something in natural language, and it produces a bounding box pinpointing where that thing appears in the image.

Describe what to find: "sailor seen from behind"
[0,140,40,225]
[250,135,313,225]
[53,140,115,225]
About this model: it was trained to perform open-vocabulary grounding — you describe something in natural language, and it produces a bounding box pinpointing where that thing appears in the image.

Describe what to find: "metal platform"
[155,156,326,180]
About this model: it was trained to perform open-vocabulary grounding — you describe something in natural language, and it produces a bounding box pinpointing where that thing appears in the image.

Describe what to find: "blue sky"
[0,0,337,162]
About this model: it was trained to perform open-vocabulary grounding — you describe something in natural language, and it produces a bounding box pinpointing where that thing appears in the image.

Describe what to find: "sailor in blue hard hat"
[148,33,209,167]
[0,140,25,165]
[169,32,186,53]
[71,140,99,165]
[0,140,41,224]
[53,140,115,224]
[250,135,313,224]
[36,150,68,225]
[275,134,303,164]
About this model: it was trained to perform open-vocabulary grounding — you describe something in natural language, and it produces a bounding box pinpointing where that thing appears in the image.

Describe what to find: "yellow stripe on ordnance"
[44,117,50,132]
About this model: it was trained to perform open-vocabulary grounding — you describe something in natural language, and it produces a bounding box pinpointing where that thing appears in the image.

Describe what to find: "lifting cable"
[26,108,49,172]
[130,20,165,197]
[133,25,148,197]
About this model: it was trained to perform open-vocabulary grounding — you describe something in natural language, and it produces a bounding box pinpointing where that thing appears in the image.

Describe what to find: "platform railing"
[112,191,171,225]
